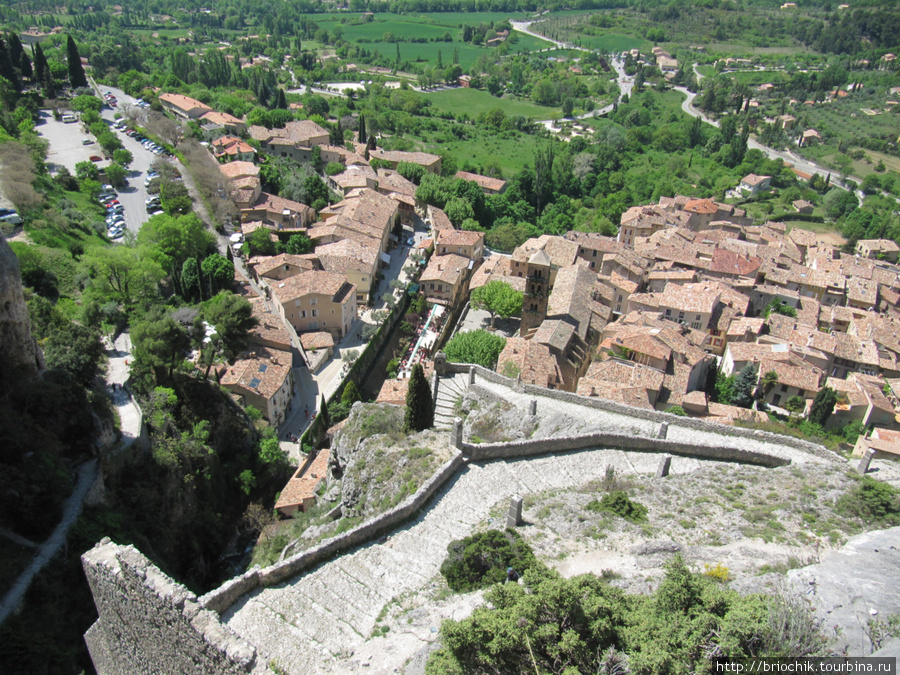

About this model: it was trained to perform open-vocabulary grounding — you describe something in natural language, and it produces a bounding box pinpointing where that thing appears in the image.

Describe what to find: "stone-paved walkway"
[105,333,142,447]
[222,448,729,674]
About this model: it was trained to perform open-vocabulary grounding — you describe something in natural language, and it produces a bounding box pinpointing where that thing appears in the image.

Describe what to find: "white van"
[61,113,76,123]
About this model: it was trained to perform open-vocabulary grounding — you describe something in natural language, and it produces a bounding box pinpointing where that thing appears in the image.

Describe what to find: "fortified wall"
[83,365,832,674]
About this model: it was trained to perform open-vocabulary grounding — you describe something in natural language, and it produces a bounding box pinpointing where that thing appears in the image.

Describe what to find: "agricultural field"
[312,12,551,69]
[791,91,900,174]
[423,88,560,120]
[721,70,792,86]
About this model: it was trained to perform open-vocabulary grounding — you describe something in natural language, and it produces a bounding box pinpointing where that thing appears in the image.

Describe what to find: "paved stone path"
[223,447,748,674]
[0,458,98,626]
[105,333,142,447]
[472,376,833,466]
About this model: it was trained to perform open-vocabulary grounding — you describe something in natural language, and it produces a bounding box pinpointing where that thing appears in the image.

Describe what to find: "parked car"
[0,210,23,224]
[82,138,93,145]
[89,155,102,162]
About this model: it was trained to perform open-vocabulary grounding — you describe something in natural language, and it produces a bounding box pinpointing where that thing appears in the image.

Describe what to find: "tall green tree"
[202,292,257,361]
[404,363,433,432]
[731,363,757,409]
[809,387,837,426]
[32,42,48,85]
[470,281,523,329]
[358,114,367,144]
[443,330,506,369]
[66,35,88,88]
[132,312,190,380]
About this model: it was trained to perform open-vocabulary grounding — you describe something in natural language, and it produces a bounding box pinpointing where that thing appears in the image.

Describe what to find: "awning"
[380,251,391,264]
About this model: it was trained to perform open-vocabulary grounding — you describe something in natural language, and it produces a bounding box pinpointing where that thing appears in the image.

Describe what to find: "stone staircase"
[223,448,692,674]
[433,372,470,430]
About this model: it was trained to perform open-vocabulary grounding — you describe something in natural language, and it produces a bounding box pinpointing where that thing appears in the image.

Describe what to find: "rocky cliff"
[0,234,43,391]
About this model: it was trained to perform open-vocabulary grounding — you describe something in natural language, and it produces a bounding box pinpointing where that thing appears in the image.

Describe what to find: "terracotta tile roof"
[497,338,563,388]
[369,148,441,168]
[576,357,664,402]
[275,449,331,512]
[619,332,672,362]
[511,235,579,267]
[247,192,313,219]
[376,378,408,406]
[759,358,822,391]
[532,319,576,353]
[658,282,720,315]
[436,228,484,248]
[741,173,770,187]
[220,345,292,400]
[858,239,900,253]
[454,170,507,193]
[299,331,334,351]
[546,264,597,339]
[200,111,244,127]
[314,238,380,273]
[683,198,718,214]
[709,248,761,277]
[253,253,317,278]
[270,270,355,304]
[429,206,454,232]
[727,316,765,338]
[322,188,397,240]
[331,164,377,190]
[248,300,292,350]
[421,254,469,285]
[220,161,260,180]
[159,92,211,115]
[250,119,329,145]
[376,169,418,198]
[847,277,879,306]
[788,227,818,247]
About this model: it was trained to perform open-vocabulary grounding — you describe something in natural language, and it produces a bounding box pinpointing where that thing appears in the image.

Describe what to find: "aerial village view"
[0,0,899,673]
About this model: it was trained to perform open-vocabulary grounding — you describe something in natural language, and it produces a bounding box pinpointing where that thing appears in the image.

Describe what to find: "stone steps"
[433,373,470,430]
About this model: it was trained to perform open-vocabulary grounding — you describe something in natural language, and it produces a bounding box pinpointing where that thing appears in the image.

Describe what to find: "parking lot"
[38,111,106,174]
[37,89,181,240]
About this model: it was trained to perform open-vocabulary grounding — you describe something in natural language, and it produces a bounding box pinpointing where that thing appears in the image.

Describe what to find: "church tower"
[520,249,551,338]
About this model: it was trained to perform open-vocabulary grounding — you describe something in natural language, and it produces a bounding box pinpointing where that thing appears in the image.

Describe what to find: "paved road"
[105,332,142,447]
[0,458,99,627]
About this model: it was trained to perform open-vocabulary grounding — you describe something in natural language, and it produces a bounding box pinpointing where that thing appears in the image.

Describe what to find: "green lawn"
[570,33,646,53]
[423,88,560,119]
[418,128,546,176]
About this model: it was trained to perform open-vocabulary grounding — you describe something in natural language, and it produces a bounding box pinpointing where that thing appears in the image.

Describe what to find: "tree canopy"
[443,330,506,369]
[470,280,522,329]
[404,363,433,432]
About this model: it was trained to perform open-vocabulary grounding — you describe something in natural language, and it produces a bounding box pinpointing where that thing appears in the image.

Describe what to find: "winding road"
[513,20,867,191]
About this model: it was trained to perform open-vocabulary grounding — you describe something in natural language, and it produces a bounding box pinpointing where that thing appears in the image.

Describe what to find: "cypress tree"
[404,364,434,432]
[318,394,330,430]
[809,387,837,427]
[276,87,287,110]
[0,38,19,90]
[341,381,360,406]
[731,363,757,409]
[7,33,24,68]
[358,114,366,144]
[66,35,87,88]
[32,43,47,84]
[19,50,32,80]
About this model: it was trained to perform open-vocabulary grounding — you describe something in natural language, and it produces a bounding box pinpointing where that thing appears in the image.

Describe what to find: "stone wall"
[463,432,788,467]
[446,362,830,459]
[81,539,272,675]
[200,452,466,614]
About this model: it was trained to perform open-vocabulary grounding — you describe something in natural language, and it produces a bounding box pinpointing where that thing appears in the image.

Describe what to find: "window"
[300,310,306,318]
[310,297,317,306]
[691,322,702,330]
[780,384,788,392]
[295,299,301,307]
[678,311,685,321]
[312,309,318,317]
[617,294,623,302]
[665,309,672,317]
[592,250,597,257]
[429,283,434,290]
[437,284,443,292]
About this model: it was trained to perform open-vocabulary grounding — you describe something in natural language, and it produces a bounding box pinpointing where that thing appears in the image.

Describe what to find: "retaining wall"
[463,432,788,467]
[200,452,466,614]
[447,362,830,459]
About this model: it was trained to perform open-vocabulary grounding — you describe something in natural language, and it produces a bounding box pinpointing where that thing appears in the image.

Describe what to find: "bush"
[439,529,538,592]
[325,161,345,176]
[586,490,648,523]
[836,477,900,525]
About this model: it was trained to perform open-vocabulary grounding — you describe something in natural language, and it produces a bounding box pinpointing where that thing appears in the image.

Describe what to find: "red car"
[89,155,102,162]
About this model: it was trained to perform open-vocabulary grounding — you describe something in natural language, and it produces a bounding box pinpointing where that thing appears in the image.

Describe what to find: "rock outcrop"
[0,234,42,392]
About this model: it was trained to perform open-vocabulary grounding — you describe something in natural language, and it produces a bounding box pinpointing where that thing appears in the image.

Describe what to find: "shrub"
[586,490,648,523]
[836,477,900,525]
[703,562,731,583]
[439,529,538,592]
[325,161,345,175]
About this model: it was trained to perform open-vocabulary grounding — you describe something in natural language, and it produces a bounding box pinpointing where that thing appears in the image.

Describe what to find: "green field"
[419,128,546,176]
[423,88,559,119]
[722,70,791,85]
[313,13,551,68]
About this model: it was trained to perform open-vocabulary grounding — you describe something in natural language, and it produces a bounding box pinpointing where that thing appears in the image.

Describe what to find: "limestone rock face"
[0,235,42,391]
